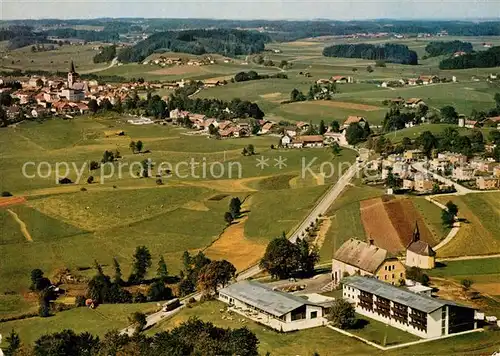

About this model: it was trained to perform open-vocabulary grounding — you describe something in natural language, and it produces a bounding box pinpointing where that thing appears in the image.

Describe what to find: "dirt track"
[0,196,26,208]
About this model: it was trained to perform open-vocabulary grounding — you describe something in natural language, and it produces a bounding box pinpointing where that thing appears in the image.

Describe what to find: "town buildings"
[343,276,477,339]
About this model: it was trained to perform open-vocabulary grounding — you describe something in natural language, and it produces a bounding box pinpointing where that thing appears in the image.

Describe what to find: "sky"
[1,0,500,21]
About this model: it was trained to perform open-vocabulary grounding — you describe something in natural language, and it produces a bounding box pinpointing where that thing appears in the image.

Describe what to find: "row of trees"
[345,122,372,145]
[323,43,418,65]
[234,70,287,82]
[177,251,236,297]
[2,318,259,356]
[167,93,264,121]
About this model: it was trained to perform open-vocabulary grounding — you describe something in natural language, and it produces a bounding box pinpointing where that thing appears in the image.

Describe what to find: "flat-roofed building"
[343,276,477,339]
[218,281,333,332]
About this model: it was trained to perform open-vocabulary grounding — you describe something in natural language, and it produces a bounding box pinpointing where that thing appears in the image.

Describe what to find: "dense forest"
[323,43,418,65]
[93,45,117,63]
[3,19,500,43]
[425,40,473,57]
[439,46,500,69]
[43,28,119,42]
[117,29,270,63]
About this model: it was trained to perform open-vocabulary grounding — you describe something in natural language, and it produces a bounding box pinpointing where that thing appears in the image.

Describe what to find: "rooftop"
[333,238,391,274]
[219,280,318,317]
[344,276,470,313]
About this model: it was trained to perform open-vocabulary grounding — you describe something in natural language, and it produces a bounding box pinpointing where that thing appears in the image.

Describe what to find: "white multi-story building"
[343,276,477,339]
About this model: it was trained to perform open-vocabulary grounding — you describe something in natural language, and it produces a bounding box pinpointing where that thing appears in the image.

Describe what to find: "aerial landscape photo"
[1,0,500,354]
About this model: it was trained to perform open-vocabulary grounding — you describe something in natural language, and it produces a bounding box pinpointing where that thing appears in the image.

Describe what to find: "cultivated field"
[435,192,500,257]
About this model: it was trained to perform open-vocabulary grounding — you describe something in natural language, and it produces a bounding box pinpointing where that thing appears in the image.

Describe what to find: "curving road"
[121,147,370,334]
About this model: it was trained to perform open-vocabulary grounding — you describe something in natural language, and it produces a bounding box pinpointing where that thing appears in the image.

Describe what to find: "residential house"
[439,152,468,165]
[452,166,475,180]
[284,126,298,137]
[476,177,500,190]
[291,135,324,148]
[405,98,425,108]
[280,134,293,147]
[260,122,277,134]
[414,173,434,192]
[51,100,73,114]
[494,166,500,178]
[204,80,224,88]
[331,238,406,287]
[342,116,366,129]
[59,88,85,102]
[296,121,310,133]
[331,76,350,83]
[464,120,480,129]
[316,79,331,84]
[408,78,419,86]
[324,131,347,146]
[218,280,334,332]
[343,276,477,339]
[405,224,436,269]
[403,149,425,161]
[419,75,439,85]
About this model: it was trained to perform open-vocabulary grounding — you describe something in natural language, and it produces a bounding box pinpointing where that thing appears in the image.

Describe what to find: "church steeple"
[70,60,76,73]
[412,222,420,243]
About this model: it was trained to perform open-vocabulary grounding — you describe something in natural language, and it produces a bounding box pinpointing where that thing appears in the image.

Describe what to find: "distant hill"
[117,29,271,63]
[322,43,418,65]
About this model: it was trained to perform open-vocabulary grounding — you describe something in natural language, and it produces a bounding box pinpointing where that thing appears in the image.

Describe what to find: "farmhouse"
[419,75,439,85]
[260,122,276,134]
[342,116,366,129]
[218,280,333,332]
[405,224,436,269]
[324,131,347,146]
[331,75,350,83]
[452,166,475,181]
[331,238,406,287]
[405,98,425,108]
[280,134,292,147]
[343,276,477,339]
[291,135,324,148]
[464,120,480,129]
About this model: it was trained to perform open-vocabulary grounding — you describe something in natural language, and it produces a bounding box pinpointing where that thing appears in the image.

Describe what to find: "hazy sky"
[2,0,500,20]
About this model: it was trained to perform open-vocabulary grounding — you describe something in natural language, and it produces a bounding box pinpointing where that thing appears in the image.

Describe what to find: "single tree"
[461,279,474,291]
[5,329,21,356]
[296,238,320,276]
[330,120,340,133]
[366,65,374,73]
[328,298,356,329]
[129,141,137,154]
[260,237,300,279]
[113,257,122,285]
[224,211,234,225]
[441,210,455,227]
[247,144,255,155]
[229,197,242,219]
[157,256,168,282]
[241,147,248,156]
[136,140,143,153]
[88,99,99,114]
[319,120,327,135]
[129,246,152,283]
[197,260,236,294]
[87,175,94,184]
[331,142,341,156]
[130,312,147,332]
[445,201,459,217]
[89,160,99,170]
[30,268,51,291]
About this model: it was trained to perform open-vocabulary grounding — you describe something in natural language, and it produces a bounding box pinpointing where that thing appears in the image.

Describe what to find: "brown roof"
[344,116,365,125]
[488,116,500,123]
[294,135,324,143]
[407,240,436,257]
[262,122,275,130]
[333,238,391,274]
[406,98,422,104]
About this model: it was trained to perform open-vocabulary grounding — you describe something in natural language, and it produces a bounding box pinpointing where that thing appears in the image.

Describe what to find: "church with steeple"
[405,223,436,269]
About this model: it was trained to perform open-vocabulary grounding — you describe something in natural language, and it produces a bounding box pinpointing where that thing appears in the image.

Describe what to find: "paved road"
[122,147,369,333]
[411,162,473,195]
[437,254,500,262]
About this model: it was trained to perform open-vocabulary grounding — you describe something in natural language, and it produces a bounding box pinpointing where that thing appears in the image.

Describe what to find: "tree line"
[439,46,500,69]
[424,40,473,57]
[1,318,259,356]
[117,29,270,63]
[233,70,287,82]
[93,45,117,63]
[323,43,418,65]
